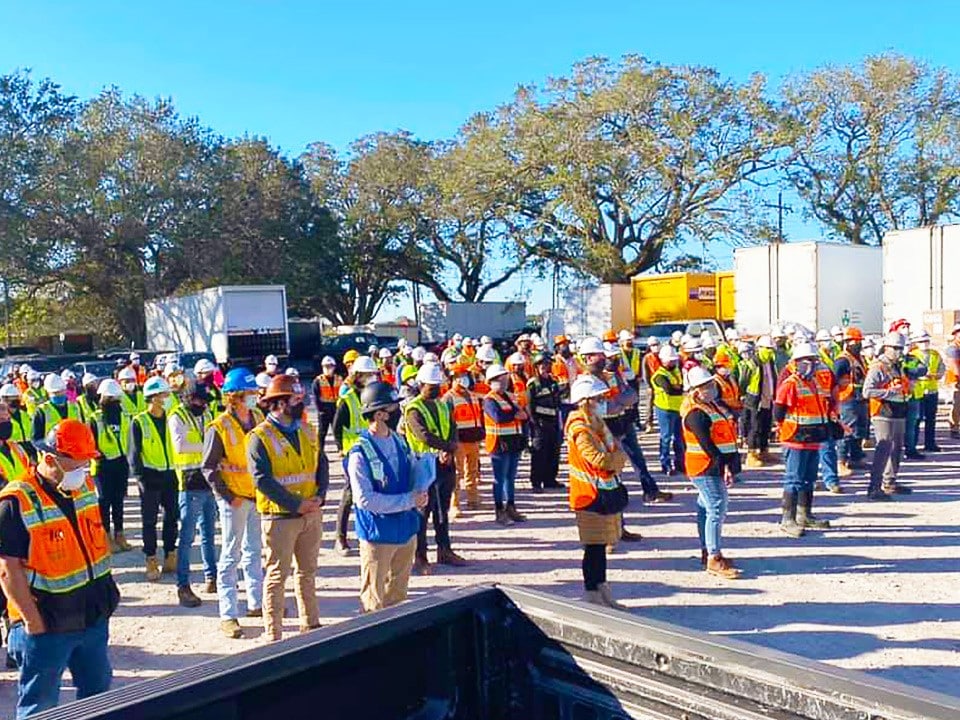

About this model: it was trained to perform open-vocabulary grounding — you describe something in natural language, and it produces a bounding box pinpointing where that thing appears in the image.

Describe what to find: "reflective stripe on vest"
[210,411,257,499]
[134,412,172,471]
[681,398,737,477]
[120,391,144,418]
[0,442,31,483]
[651,367,683,412]
[564,410,619,511]
[317,375,342,403]
[404,396,452,455]
[447,390,483,431]
[339,390,363,452]
[253,420,318,515]
[169,406,207,485]
[867,361,909,416]
[779,375,827,441]
[38,401,77,432]
[483,392,523,454]
[837,351,866,402]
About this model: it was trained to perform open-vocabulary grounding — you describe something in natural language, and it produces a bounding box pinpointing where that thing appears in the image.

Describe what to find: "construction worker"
[32,374,78,442]
[773,342,833,538]
[713,347,742,416]
[76,373,100,423]
[0,384,30,445]
[526,353,563,492]
[829,326,844,357]
[405,363,466,573]
[163,363,187,412]
[377,348,396,386]
[0,399,31,483]
[202,368,264,639]
[347,381,427,612]
[901,337,928,461]
[311,356,342,448]
[117,366,144,418]
[194,359,224,415]
[504,352,529,414]
[444,363,484,512]
[263,354,280,377]
[911,331,944,453]
[333,354,379,556]
[129,376,179,582]
[12,365,29,395]
[22,370,46,419]
[514,334,536,379]
[640,337,661,433]
[771,325,791,375]
[0,419,119,718]
[834,328,869,476]
[734,341,756,442]
[946,323,960,439]
[247,374,328,642]
[719,328,741,366]
[88,379,132,553]
[473,344,496,394]
[617,330,641,382]
[681,366,741,578]
[458,337,478,368]
[342,349,361,379]
[564,375,629,610]
[651,344,685,476]
[815,330,836,371]
[700,333,717,371]
[483,364,527,526]
[744,336,777,467]
[863,333,913,499]
[479,336,502,365]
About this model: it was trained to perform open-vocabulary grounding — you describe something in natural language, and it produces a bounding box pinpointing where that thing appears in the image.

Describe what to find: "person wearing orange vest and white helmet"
[640,337,662,433]
[0,419,120,718]
[564,374,629,610]
[311,357,342,448]
[773,342,834,538]
[681,367,741,579]
[443,363,485,512]
[833,327,869,476]
[482,364,527,526]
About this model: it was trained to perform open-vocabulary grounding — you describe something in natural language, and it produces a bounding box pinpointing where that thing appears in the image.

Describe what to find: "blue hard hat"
[222,367,257,393]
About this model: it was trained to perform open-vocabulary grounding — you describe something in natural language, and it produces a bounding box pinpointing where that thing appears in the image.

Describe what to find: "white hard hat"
[476,345,497,363]
[618,329,633,342]
[143,376,172,398]
[682,338,702,353]
[60,369,76,382]
[264,354,279,367]
[117,367,137,382]
[670,330,683,343]
[81,372,98,387]
[0,384,21,399]
[352,356,379,374]
[505,352,525,369]
[397,338,408,348]
[194,359,216,375]
[255,372,272,389]
[27,369,41,383]
[285,367,300,377]
[378,348,393,359]
[658,345,679,363]
[578,336,605,355]
[480,336,492,345]
[771,325,787,338]
[647,336,660,347]
[791,342,817,360]
[44,373,66,393]
[163,362,182,378]
[367,345,378,355]
[570,375,610,404]
[411,347,426,362]
[400,345,413,357]
[423,352,439,364]
[129,352,140,362]
[485,364,509,382]
[830,325,842,338]
[533,337,546,350]
[452,333,463,343]
[883,332,906,349]
[516,334,530,343]
[462,337,475,347]
[686,366,715,390]
[602,342,620,358]
[911,330,930,343]
[416,362,445,385]
[701,335,716,349]
[725,327,739,341]
[680,333,693,345]
[815,329,831,342]
[97,379,123,398]
[756,335,774,349]
[737,341,753,353]
[321,356,336,367]
[18,364,31,375]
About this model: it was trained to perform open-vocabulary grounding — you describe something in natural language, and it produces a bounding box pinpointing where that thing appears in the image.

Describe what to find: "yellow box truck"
[632,272,718,325]
[715,271,735,323]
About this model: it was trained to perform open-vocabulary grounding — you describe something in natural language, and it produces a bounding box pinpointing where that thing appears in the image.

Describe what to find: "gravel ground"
[1,413,958,715]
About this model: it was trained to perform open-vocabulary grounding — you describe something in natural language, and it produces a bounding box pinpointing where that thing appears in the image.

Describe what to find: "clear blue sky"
[1,1,956,319]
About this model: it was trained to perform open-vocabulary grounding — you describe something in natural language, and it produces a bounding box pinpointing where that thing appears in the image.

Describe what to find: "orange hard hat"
[36,418,99,461]
[843,327,864,341]
[602,330,618,343]
[713,347,733,368]
[553,334,569,345]
[450,362,472,376]
[262,375,304,401]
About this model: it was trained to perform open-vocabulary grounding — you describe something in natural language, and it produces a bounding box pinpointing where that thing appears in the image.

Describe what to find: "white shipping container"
[418,302,526,343]
[734,242,882,335]
[562,284,632,340]
[882,224,960,330]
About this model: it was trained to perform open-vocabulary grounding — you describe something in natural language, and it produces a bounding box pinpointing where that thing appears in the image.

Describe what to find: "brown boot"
[706,554,741,579]
[108,535,121,554]
[744,450,763,468]
[437,548,468,567]
[837,461,853,478]
[505,503,526,523]
[114,533,133,552]
[177,585,202,608]
[220,619,243,639]
[162,550,177,574]
[145,555,161,582]
[413,554,431,576]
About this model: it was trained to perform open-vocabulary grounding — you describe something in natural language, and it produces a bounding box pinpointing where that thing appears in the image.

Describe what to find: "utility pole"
[2,278,10,352]
[762,191,792,243]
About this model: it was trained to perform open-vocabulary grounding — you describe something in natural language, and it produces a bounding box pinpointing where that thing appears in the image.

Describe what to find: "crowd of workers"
[0,320,956,717]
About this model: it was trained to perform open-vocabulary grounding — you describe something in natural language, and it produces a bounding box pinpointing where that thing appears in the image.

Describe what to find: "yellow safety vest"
[89,411,125,476]
[919,349,942,395]
[403,396,452,455]
[338,388,364,453]
[651,367,683,412]
[36,401,79,435]
[9,410,30,444]
[0,442,30,484]
[209,410,260,499]
[120,390,145,418]
[23,388,47,418]
[252,420,318,515]
[169,405,211,488]
[133,412,173,472]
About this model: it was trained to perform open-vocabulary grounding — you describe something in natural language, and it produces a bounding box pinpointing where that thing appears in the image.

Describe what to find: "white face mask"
[162,396,174,411]
[489,380,502,393]
[59,465,89,491]
[244,395,258,410]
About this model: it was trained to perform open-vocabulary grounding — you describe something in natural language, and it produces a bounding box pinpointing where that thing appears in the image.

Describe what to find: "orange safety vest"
[0,470,112,623]
[681,397,738,477]
[564,409,619,510]
[381,369,396,386]
[135,366,148,386]
[945,340,960,385]
[551,356,570,385]
[315,374,343,403]
[642,352,661,383]
[482,392,523,454]
[836,351,866,402]
[445,387,483,433]
[715,373,742,412]
[510,374,528,410]
[867,363,909,417]
[778,373,829,442]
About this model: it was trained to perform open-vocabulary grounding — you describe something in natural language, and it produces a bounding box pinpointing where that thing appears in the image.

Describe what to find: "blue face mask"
[594,400,608,416]
[51,394,67,406]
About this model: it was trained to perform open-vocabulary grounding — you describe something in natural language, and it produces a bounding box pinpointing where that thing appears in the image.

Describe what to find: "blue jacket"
[348,430,420,544]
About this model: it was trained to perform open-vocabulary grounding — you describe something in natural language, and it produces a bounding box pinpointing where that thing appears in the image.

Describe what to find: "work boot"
[863,437,876,449]
[334,537,352,556]
[299,623,321,633]
[744,451,763,469]
[204,578,217,594]
[178,585,202,608]
[796,491,830,529]
[437,548,468,566]
[779,491,805,538]
[597,583,626,611]
[145,555,162,582]
[837,461,853,478]
[246,607,263,618]
[883,482,913,495]
[904,450,925,460]
[925,445,942,453]
[643,490,673,503]
[114,533,133,552]
[867,489,894,501]
[466,496,481,510]
[828,484,844,494]
[162,550,177,574]
[413,554,431,576]
[108,535,121,554]
[220,619,243,639]
[495,508,514,526]
[620,528,643,542]
[700,548,708,568]
[582,590,605,606]
[449,504,461,521]
[760,450,776,465]
[505,503,527,523]
[706,554,741,579]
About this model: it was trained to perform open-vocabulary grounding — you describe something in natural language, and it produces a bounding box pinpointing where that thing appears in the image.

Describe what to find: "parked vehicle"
[635,319,725,350]
[563,283,632,340]
[632,272,719,326]
[418,301,526,343]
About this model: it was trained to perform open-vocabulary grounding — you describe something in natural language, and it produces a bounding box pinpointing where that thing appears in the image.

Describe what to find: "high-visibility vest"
[8,410,29,444]
[778,373,828,442]
[445,387,483,433]
[36,401,79,434]
[337,388,364,453]
[836,351,866,402]
[651,367,683,412]
[483,392,523,454]
[867,361,909,416]
[209,410,258,499]
[818,348,835,372]
[23,388,47,418]
[381,369,397,387]
[681,397,738,477]
[315,374,342,403]
[403,396,452,455]
[902,354,926,400]
[619,346,640,380]
[252,420,318,515]
[564,409,619,511]
[120,390,145,418]
[90,410,126,476]
[0,470,111,623]
[945,341,960,385]
[915,349,942,395]
[715,373,742,412]
[0,442,31,483]
[77,395,99,424]
[510,374,528,410]
[133,411,173,472]
[169,405,208,487]
[642,352,661,384]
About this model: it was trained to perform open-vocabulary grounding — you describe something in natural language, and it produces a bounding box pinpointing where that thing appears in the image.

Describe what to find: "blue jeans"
[618,423,659,495]
[655,408,684,473]
[783,447,818,493]
[490,451,519,508]
[692,475,728,555]
[217,497,264,619]
[838,400,867,462]
[7,617,112,719]
[177,490,218,587]
[818,439,839,489]
[904,399,920,454]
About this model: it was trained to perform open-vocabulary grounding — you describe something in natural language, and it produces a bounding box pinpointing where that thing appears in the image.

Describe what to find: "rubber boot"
[597,583,626,611]
[797,490,830,529]
[779,491,805,538]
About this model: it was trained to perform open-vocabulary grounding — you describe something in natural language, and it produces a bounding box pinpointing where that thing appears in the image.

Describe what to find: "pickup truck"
[45,585,959,720]
[635,319,725,350]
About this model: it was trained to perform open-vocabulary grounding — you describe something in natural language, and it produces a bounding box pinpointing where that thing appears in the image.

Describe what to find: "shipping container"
[735,242,883,335]
[716,270,735,323]
[631,272,717,325]
[882,224,960,334]
[562,284,632,339]
[145,285,289,365]
[418,301,526,343]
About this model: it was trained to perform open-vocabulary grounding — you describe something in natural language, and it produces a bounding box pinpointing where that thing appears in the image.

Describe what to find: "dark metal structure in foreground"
[43,585,960,719]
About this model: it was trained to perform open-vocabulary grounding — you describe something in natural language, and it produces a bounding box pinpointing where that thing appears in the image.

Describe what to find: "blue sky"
[1,1,956,319]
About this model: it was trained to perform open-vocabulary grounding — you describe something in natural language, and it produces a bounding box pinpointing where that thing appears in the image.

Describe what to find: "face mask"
[58,463,89,491]
[85,388,98,402]
[797,360,815,378]
[717,367,731,377]
[162,396,174,411]
[699,384,719,403]
[122,383,137,394]
[594,400,608,416]
[7,401,19,412]
[244,395,258,410]
[848,343,861,355]
[387,409,401,430]
[588,360,605,374]
[287,402,305,418]
[422,385,440,400]
[51,394,67,406]
[489,380,503,393]
[189,404,207,417]
[0,421,11,442]
[103,403,122,424]
[454,377,472,389]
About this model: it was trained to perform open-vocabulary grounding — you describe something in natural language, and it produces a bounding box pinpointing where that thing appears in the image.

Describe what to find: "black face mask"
[588,360,606,374]
[103,402,122,425]
[422,385,440,400]
[287,402,305,419]
[387,409,401,430]
[85,388,98,403]
[0,421,11,442]
[848,343,862,355]
[7,401,20,412]
[189,404,207,417]
[559,347,571,358]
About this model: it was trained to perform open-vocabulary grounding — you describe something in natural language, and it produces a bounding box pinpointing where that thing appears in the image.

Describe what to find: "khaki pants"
[453,442,481,507]
[262,514,323,640]
[359,537,417,612]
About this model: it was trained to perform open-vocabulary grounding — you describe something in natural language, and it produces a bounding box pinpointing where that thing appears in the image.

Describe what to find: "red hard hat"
[889,318,910,333]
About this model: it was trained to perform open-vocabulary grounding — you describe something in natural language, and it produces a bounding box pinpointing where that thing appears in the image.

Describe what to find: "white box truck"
[562,283,633,340]
[734,242,882,335]
[418,302,526,343]
[145,285,289,365]
[882,224,960,331]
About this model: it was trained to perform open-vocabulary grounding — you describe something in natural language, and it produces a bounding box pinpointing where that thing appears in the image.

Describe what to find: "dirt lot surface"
[1,416,958,715]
